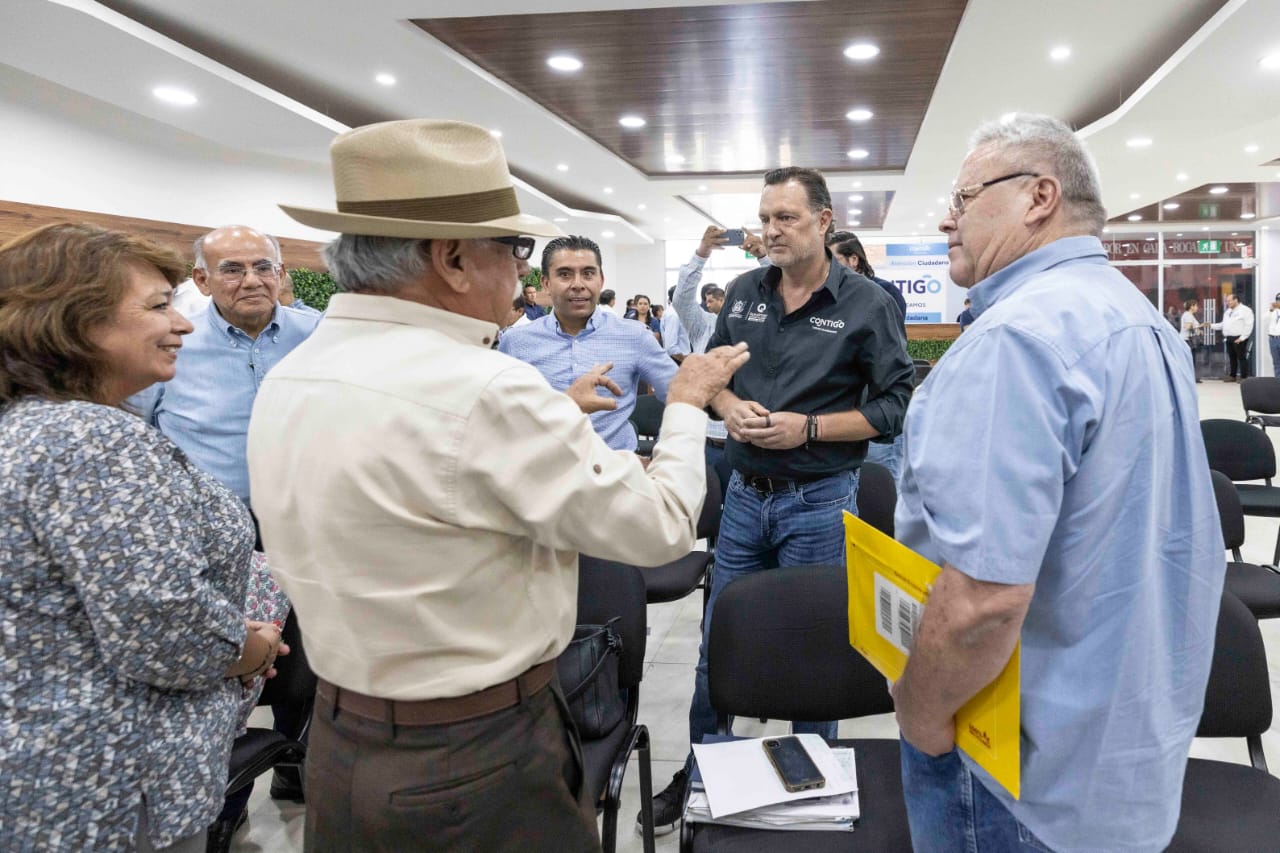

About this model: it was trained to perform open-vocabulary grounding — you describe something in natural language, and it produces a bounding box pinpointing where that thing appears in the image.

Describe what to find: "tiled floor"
[234,378,1280,852]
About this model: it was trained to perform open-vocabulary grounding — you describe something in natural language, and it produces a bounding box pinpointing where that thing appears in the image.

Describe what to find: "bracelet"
[806,414,819,446]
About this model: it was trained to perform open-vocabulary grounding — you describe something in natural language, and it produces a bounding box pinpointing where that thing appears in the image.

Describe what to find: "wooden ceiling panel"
[415,1,968,176]
[1111,182,1266,225]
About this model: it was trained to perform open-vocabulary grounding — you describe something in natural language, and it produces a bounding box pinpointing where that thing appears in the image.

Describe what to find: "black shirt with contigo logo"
[708,255,914,481]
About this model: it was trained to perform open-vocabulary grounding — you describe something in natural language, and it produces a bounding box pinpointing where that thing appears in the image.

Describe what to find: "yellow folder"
[844,510,1021,799]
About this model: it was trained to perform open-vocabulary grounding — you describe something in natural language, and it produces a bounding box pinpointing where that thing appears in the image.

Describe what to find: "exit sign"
[1198,202,1220,218]
[1197,240,1221,253]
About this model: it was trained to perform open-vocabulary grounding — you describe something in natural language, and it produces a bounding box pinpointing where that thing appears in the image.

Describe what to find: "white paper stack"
[685,735,860,832]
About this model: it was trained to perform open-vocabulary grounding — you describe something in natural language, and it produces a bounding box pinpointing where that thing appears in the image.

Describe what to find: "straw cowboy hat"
[281,119,563,239]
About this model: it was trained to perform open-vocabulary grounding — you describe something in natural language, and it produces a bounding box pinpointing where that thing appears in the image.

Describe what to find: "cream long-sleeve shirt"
[247,293,707,700]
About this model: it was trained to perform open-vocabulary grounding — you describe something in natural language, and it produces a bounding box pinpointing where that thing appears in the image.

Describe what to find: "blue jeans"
[1269,335,1280,378]
[686,469,860,765]
[865,433,903,482]
[901,738,1053,852]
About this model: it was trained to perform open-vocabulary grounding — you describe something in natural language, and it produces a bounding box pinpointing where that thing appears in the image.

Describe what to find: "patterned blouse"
[0,397,253,850]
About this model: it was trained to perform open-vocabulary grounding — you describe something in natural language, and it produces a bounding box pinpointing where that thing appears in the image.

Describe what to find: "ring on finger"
[764,415,772,428]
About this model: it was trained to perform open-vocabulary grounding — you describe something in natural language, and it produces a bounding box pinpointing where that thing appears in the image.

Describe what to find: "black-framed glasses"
[948,172,1040,218]
[215,259,281,283]
[492,236,536,260]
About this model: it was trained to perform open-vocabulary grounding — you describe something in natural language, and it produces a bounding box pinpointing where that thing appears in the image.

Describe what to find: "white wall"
[0,63,334,243]
[613,242,667,305]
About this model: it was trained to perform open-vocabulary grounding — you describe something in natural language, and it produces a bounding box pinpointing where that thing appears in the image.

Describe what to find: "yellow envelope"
[844,510,1021,799]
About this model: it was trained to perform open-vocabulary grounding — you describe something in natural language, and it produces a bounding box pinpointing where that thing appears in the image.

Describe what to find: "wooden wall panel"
[0,199,327,271]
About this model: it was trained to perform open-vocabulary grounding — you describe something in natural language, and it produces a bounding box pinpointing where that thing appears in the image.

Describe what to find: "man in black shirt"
[643,166,914,834]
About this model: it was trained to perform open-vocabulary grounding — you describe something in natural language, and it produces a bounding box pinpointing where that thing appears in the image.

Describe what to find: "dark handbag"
[556,618,626,738]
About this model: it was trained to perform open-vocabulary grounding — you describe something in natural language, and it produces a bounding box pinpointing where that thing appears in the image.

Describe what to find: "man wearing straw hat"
[247,119,749,851]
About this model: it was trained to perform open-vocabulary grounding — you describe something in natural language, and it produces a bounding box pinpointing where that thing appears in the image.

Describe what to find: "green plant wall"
[907,338,954,363]
[289,268,338,311]
[520,267,543,290]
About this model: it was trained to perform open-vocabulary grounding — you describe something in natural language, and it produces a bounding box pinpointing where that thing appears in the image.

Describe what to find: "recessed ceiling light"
[1176,172,1189,181]
[547,55,583,72]
[1049,45,1072,62]
[1242,213,1257,219]
[849,194,864,202]
[1128,214,1143,221]
[553,217,569,223]
[917,223,926,229]
[665,154,686,166]
[843,43,880,61]
[1130,192,1141,199]
[1163,202,1180,210]
[1000,112,1018,125]
[1202,226,1211,231]
[603,187,614,194]
[1176,233,1184,237]
[601,230,615,238]
[489,129,502,139]
[1209,186,1229,194]
[852,181,863,188]
[926,211,935,218]
[1260,52,1280,70]
[845,108,874,122]
[1245,143,1260,153]
[1232,232,1239,236]
[1126,137,1153,148]
[556,163,569,172]
[849,209,863,216]
[619,115,646,129]
[637,203,646,210]
[849,221,861,227]
[937,196,948,206]
[1102,227,1110,233]
[847,148,870,160]
[375,73,396,86]
[152,86,197,106]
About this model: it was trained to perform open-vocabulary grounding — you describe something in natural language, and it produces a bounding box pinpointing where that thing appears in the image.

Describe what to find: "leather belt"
[743,472,830,495]
[706,437,726,449]
[317,659,555,727]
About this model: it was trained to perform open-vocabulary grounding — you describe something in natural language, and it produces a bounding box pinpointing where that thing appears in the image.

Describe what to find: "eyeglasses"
[215,259,281,283]
[948,172,1040,218]
[491,236,536,260]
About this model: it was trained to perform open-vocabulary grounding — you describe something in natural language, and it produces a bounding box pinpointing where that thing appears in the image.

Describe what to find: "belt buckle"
[749,475,778,495]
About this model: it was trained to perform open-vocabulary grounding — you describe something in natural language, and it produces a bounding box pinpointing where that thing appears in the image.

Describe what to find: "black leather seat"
[1241,377,1280,432]
[642,465,722,610]
[1210,470,1280,619]
[1201,419,1280,564]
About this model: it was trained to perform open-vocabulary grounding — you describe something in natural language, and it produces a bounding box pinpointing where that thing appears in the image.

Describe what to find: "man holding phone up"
[644,167,914,834]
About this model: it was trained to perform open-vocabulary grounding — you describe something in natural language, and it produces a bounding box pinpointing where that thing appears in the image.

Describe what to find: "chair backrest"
[576,556,647,690]
[856,461,896,538]
[696,463,723,542]
[631,394,665,439]
[913,364,932,387]
[1200,419,1276,482]
[1209,470,1245,553]
[1241,377,1280,417]
[1198,590,1271,740]
[912,358,931,368]
[258,609,317,707]
[707,564,894,723]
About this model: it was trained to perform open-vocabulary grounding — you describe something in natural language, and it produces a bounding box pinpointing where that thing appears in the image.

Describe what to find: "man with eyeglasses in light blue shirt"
[499,235,676,452]
[142,226,321,509]
[892,114,1224,853]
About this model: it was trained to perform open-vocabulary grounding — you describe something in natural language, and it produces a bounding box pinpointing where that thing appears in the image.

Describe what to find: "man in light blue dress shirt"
[499,236,676,452]
[145,226,321,505]
[893,115,1224,853]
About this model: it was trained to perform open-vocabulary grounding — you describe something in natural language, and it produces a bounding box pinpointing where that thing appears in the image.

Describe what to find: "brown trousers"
[304,681,599,852]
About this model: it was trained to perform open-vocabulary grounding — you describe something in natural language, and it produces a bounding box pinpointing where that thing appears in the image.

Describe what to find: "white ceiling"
[3,0,1279,245]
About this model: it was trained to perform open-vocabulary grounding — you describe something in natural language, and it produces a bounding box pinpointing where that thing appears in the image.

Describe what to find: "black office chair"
[1210,470,1280,619]
[913,363,932,387]
[226,610,314,798]
[912,358,931,368]
[681,564,912,852]
[1241,377,1280,433]
[574,556,656,853]
[1200,418,1280,565]
[642,464,722,612]
[631,394,665,457]
[855,461,896,538]
[1165,590,1280,852]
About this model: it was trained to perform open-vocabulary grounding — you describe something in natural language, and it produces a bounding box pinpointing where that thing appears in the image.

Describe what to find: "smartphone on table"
[721,228,745,246]
[763,736,826,793]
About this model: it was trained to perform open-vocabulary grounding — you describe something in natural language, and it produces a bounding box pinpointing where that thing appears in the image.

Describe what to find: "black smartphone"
[722,228,745,246]
[763,736,826,793]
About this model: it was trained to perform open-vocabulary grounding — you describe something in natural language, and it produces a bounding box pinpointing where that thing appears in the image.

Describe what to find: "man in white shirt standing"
[248,119,749,852]
[661,285,692,362]
[1212,292,1254,381]
[1265,293,1280,378]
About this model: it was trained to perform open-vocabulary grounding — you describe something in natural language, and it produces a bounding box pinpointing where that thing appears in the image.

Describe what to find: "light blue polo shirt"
[896,236,1225,852]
